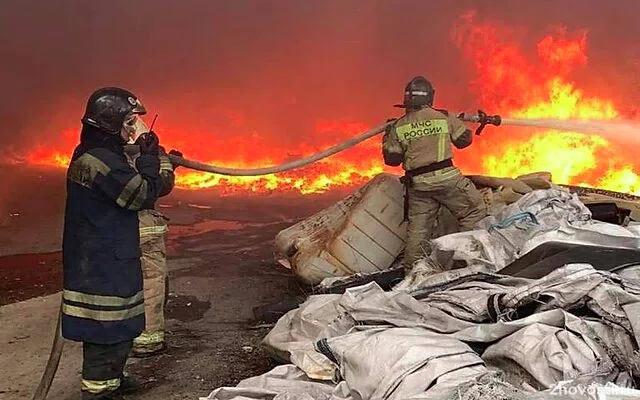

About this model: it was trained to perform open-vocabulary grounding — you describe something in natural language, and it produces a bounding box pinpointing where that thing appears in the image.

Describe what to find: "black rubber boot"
[81,389,125,400]
[116,375,142,394]
[131,341,167,358]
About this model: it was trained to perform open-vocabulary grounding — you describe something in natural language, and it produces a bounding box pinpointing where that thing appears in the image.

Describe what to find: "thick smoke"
[0,0,639,157]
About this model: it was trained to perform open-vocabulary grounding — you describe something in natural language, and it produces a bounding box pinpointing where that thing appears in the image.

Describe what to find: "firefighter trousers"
[133,210,169,355]
[82,340,133,394]
[404,174,487,269]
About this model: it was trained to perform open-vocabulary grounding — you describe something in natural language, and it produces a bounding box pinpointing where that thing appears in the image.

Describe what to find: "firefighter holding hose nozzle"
[62,87,172,399]
[382,76,488,271]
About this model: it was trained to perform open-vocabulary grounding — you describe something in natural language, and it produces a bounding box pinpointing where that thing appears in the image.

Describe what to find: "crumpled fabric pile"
[201,189,640,400]
[427,188,640,273]
[202,263,640,400]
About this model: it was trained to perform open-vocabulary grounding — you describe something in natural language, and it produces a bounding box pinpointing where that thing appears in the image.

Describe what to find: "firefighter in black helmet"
[63,87,171,399]
[383,76,487,270]
[82,87,147,134]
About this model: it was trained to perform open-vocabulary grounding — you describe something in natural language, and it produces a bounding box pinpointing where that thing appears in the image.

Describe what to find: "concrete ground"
[0,165,346,400]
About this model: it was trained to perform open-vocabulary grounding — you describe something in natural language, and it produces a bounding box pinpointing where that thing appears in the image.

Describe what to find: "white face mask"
[122,114,149,143]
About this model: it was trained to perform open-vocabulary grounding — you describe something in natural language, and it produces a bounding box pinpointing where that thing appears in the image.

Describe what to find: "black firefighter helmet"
[81,87,147,134]
[394,76,435,109]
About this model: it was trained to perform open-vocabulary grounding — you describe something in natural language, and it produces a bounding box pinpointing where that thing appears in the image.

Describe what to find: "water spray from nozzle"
[456,111,640,144]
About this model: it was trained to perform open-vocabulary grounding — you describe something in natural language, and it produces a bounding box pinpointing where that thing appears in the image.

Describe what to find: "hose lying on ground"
[32,303,64,400]
[166,121,394,175]
[31,120,393,400]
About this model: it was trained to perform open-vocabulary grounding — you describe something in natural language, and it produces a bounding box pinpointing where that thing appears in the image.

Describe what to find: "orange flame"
[452,12,639,195]
[20,12,640,196]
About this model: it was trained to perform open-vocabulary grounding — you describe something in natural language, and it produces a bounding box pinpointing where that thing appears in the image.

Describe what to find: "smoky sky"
[1,0,639,155]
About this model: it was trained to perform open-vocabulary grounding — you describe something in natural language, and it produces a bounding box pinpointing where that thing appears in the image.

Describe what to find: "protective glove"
[134,131,160,156]
[168,149,183,170]
[384,119,395,135]
[168,149,183,158]
[135,154,160,179]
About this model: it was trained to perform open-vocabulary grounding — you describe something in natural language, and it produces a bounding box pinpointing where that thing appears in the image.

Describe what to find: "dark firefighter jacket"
[123,144,175,199]
[62,126,163,344]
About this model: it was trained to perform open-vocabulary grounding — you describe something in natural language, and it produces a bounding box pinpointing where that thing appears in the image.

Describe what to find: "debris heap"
[203,176,640,400]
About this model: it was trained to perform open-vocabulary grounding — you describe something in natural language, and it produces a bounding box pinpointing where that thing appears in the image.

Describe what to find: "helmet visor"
[123,113,149,143]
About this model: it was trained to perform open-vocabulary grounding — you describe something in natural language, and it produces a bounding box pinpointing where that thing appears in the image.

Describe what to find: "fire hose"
[166,120,396,175]
[32,110,500,400]
[165,111,500,174]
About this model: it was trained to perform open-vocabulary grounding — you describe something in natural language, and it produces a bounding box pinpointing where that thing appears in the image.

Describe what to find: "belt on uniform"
[399,159,454,221]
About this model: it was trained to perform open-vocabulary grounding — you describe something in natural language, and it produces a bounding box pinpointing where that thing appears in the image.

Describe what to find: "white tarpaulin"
[202,190,640,400]
[202,263,640,400]
[429,189,640,273]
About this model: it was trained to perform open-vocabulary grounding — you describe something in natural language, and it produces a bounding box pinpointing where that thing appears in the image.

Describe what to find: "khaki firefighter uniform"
[383,107,487,269]
[124,145,175,356]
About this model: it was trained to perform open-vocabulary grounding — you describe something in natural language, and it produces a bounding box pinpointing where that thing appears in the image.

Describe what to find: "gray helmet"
[402,76,435,109]
[81,87,147,134]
